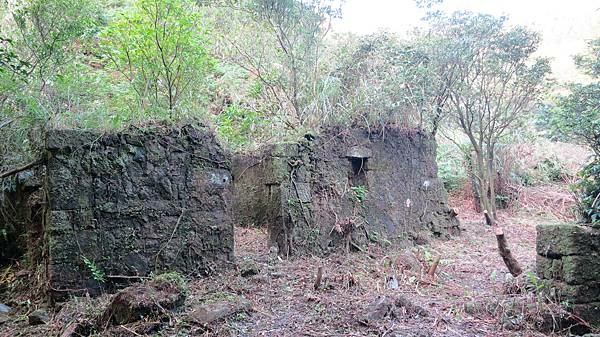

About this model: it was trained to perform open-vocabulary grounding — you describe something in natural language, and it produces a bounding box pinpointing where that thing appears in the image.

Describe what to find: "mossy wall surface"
[0,167,44,266]
[537,223,600,326]
[4,125,234,299]
[233,127,460,256]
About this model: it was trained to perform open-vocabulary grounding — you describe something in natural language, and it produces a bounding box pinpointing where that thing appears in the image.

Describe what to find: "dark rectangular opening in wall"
[349,157,368,186]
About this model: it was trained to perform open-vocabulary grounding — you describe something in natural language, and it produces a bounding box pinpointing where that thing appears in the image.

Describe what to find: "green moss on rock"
[537,223,600,257]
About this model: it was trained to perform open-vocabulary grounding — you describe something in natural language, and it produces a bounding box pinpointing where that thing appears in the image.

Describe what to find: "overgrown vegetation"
[101,0,213,118]
[0,0,596,221]
[1,1,599,335]
[83,256,106,284]
[538,38,600,226]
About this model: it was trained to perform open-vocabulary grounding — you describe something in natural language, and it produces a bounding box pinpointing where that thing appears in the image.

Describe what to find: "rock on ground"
[359,295,428,325]
[0,303,11,314]
[101,278,186,325]
[239,258,260,277]
[187,298,252,325]
[28,309,50,325]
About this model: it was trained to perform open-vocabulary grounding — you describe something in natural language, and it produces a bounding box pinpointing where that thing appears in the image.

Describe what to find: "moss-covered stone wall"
[0,167,44,266]
[3,125,234,300]
[233,127,460,256]
[537,223,600,327]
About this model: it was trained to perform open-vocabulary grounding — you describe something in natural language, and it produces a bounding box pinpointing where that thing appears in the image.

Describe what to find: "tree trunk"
[484,211,522,276]
[467,151,483,212]
[486,150,498,218]
[476,152,492,215]
[427,256,441,278]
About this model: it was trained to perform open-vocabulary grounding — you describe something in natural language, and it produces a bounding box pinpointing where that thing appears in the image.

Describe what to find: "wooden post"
[427,256,441,279]
[484,211,522,276]
[313,266,323,290]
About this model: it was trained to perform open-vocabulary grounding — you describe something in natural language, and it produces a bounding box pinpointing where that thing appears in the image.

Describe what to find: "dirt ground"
[179,212,558,336]
[153,187,584,336]
[0,185,594,337]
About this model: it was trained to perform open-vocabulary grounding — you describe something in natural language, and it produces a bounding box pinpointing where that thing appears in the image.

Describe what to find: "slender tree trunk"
[475,151,492,215]
[467,151,483,212]
[486,147,498,218]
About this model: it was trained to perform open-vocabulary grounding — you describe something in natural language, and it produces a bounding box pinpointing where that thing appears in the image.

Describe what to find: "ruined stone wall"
[44,125,234,298]
[233,127,459,256]
[0,168,44,266]
[231,154,272,228]
[537,223,600,327]
[2,125,234,299]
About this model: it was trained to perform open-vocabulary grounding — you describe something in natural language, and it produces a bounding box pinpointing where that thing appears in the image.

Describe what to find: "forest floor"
[0,184,594,337]
[175,207,568,337]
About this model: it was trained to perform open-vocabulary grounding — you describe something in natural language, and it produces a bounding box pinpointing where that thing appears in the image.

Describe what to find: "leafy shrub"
[574,159,600,226]
[100,0,213,116]
[215,105,266,149]
[543,38,600,226]
[82,256,106,283]
[436,143,467,192]
[534,157,569,183]
[350,185,368,203]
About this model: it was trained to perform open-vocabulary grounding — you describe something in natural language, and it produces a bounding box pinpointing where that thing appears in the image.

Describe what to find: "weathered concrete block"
[536,223,600,329]
[553,282,600,304]
[40,125,234,299]
[536,255,563,280]
[233,127,459,255]
[537,223,600,257]
[562,255,600,284]
[572,302,600,326]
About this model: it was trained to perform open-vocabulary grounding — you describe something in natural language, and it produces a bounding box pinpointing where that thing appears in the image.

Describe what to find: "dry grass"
[156,209,581,337]
[508,140,591,177]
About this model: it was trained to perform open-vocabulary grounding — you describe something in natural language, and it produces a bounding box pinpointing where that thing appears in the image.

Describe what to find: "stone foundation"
[1,125,234,299]
[536,223,600,327]
[233,127,460,256]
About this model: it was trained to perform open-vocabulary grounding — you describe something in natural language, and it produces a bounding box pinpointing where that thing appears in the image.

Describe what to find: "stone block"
[554,282,600,304]
[41,125,234,299]
[46,129,96,150]
[537,255,563,280]
[562,255,600,284]
[537,223,600,257]
[232,127,460,256]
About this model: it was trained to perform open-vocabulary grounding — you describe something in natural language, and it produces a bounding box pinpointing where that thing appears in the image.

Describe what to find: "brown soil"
[157,206,575,336]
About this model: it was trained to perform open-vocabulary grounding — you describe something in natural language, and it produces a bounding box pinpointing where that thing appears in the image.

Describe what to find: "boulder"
[239,259,260,278]
[187,298,252,325]
[359,295,428,325]
[28,309,50,325]
[101,277,186,325]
